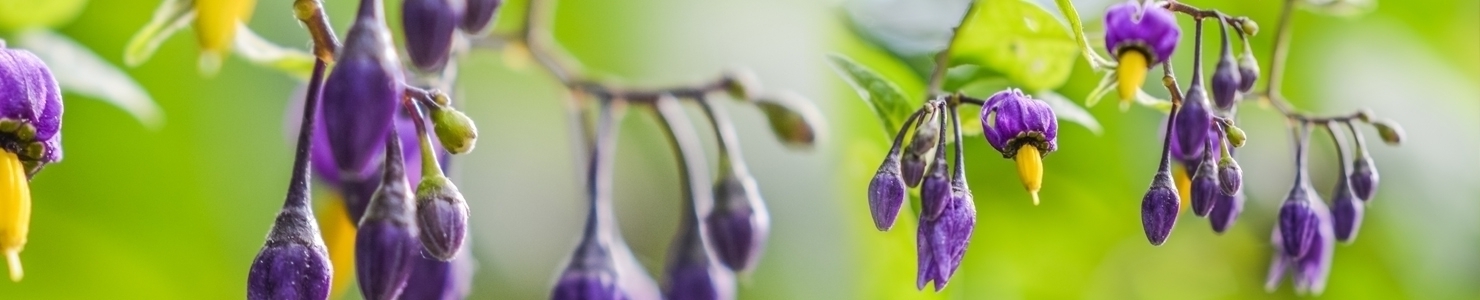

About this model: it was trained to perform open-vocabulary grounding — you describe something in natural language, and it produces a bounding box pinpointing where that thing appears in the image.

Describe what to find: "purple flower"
[0,46,63,281]
[1208,189,1244,234]
[0,47,64,174]
[1141,171,1180,246]
[322,0,406,180]
[1278,189,1322,258]
[356,134,420,300]
[1265,203,1334,296]
[1104,1,1181,65]
[704,173,770,272]
[916,187,975,291]
[1190,136,1220,217]
[403,0,463,72]
[461,0,503,34]
[1104,0,1181,101]
[981,89,1057,204]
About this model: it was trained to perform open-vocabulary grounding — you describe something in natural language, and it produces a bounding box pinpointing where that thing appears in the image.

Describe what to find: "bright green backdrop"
[0,0,1474,299]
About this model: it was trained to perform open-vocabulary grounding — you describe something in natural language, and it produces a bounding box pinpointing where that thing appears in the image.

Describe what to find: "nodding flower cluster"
[248,0,492,299]
[1096,0,1402,296]
[549,79,821,300]
[867,89,1059,290]
[0,43,65,283]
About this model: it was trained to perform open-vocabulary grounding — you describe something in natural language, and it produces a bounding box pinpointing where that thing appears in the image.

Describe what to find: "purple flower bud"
[415,175,470,261]
[981,89,1057,158]
[901,108,941,187]
[248,241,333,300]
[461,0,503,34]
[922,187,975,291]
[1331,178,1363,243]
[1349,155,1378,201]
[0,47,64,174]
[1141,171,1180,246]
[1211,22,1241,111]
[1208,189,1244,234]
[1266,202,1334,296]
[553,268,623,300]
[356,134,420,300]
[1237,52,1259,93]
[398,249,475,300]
[1278,189,1322,258]
[867,155,906,231]
[403,0,463,72]
[704,173,770,272]
[1173,85,1212,160]
[1190,157,1219,217]
[919,141,951,221]
[1211,55,1240,111]
[1218,157,1242,196]
[322,0,406,178]
[662,218,736,300]
[1104,0,1180,65]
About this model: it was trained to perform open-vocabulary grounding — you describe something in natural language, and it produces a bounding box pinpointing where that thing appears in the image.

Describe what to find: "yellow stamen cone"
[1173,164,1191,214]
[1015,145,1043,205]
[195,0,257,71]
[1117,51,1149,105]
[0,151,31,282]
[317,193,355,299]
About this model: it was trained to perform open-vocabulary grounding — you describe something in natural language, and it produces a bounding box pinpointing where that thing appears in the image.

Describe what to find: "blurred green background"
[0,0,1475,299]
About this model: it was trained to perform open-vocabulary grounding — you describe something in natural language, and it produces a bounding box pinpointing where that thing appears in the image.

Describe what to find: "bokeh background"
[0,0,1475,299]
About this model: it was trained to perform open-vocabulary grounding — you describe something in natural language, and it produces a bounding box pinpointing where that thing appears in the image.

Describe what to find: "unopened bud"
[1190,156,1220,217]
[1278,188,1322,257]
[1349,155,1379,201]
[1141,171,1180,246]
[1331,178,1363,243]
[402,0,463,72]
[1372,119,1404,145]
[1218,156,1242,196]
[432,107,478,154]
[356,135,420,300]
[705,173,770,272]
[1239,17,1259,36]
[901,107,941,187]
[724,68,761,101]
[1225,123,1247,148]
[415,176,470,261]
[461,0,503,34]
[755,92,824,150]
[1236,51,1259,93]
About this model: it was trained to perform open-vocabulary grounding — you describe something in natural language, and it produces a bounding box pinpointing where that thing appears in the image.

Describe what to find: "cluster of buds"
[1098,0,1402,295]
[867,89,1058,290]
[0,43,65,282]
[550,70,822,300]
[249,0,495,299]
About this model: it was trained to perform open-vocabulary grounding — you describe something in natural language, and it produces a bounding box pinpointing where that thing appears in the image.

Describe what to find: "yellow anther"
[1117,51,1149,104]
[317,194,355,299]
[195,0,257,70]
[1015,145,1044,206]
[0,151,31,282]
[1173,164,1191,214]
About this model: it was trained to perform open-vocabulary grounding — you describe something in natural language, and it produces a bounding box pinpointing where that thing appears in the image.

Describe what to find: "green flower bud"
[432,107,478,154]
[724,68,761,101]
[1372,119,1403,146]
[755,92,824,150]
[1225,123,1247,148]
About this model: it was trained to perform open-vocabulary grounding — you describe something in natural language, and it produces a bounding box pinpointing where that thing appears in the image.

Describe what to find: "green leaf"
[1035,91,1101,135]
[951,0,1079,92]
[124,0,195,67]
[233,24,315,80]
[0,0,87,31]
[827,54,915,135]
[16,29,164,129]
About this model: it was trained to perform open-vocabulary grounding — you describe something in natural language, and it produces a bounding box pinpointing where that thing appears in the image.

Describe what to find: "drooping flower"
[0,46,63,282]
[1265,203,1335,296]
[322,0,406,182]
[916,105,976,291]
[705,172,770,272]
[1105,0,1181,102]
[356,132,421,300]
[981,89,1057,205]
